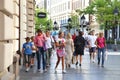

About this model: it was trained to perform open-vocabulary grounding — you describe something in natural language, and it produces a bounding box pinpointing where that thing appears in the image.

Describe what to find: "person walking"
[34,29,47,72]
[87,30,97,62]
[95,32,106,67]
[22,37,33,72]
[65,33,74,68]
[74,31,85,67]
[55,31,66,73]
[45,30,54,67]
[72,32,76,41]
[30,36,36,67]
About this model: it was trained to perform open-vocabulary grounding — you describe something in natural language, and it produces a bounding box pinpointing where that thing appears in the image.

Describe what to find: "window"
[68,1,70,9]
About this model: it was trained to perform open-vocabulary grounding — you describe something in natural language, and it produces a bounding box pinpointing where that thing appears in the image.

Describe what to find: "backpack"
[74,36,81,46]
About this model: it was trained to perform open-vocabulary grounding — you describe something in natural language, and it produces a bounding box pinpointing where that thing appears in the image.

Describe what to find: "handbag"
[57,49,65,57]
[105,50,108,61]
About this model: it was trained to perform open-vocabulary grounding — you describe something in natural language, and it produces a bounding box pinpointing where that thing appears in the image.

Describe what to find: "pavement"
[19,49,120,80]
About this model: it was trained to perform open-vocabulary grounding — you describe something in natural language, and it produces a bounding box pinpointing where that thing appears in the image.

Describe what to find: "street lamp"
[54,21,59,30]
[113,7,119,51]
[47,22,50,30]
[80,15,86,32]
[86,22,90,31]
[86,28,91,32]
[68,18,72,32]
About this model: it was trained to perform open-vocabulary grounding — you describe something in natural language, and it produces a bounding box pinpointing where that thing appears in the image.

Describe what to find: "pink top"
[34,34,46,47]
[96,37,105,48]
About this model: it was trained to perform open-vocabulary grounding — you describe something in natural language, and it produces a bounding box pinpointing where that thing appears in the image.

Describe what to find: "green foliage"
[83,2,96,14]
[106,40,120,44]
[35,7,53,32]
[76,0,120,30]
[71,14,79,28]
[106,40,114,44]
[66,14,80,31]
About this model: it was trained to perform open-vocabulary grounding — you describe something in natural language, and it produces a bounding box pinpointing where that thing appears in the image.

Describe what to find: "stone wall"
[0,0,35,80]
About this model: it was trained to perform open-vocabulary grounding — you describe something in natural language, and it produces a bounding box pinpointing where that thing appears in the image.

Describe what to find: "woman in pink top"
[95,32,106,67]
[34,29,47,72]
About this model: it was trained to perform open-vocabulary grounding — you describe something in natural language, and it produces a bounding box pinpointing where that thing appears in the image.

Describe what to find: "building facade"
[47,0,72,27]
[0,0,35,80]
[36,0,47,9]
[46,0,90,32]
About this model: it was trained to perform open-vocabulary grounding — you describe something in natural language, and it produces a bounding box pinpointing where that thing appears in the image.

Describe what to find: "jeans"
[36,47,46,70]
[97,47,105,66]
[46,48,52,65]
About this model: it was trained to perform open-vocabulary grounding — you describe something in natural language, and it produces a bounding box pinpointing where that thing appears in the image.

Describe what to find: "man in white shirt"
[88,30,97,63]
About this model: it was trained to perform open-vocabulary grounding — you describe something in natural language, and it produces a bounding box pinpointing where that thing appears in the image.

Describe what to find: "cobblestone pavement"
[19,50,120,80]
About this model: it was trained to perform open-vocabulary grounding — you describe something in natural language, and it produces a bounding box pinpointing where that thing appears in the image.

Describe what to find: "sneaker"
[55,68,57,71]
[30,64,34,68]
[54,68,57,73]
[38,69,41,72]
[46,64,50,68]
[92,59,95,63]
[75,61,78,65]
[101,65,104,68]
[98,62,100,66]
[79,64,81,66]
[25,67,30,72]
[62,70,66,74]
[44,69,47,72]
[68,64,71,68]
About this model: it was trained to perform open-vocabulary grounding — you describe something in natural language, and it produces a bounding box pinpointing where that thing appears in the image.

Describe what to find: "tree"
[71,14,80,29]
[76,0,120,30]
[35,7,53,31]
[77,0,120,48]
[66,13,80,32]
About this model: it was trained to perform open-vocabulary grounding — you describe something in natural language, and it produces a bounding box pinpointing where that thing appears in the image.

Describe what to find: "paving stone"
[19,51,120,80]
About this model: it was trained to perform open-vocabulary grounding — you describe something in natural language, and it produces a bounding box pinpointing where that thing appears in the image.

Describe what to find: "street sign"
[37,12,46,18]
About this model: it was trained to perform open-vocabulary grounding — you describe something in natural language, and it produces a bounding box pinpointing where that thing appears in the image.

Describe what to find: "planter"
[107,44,120,51]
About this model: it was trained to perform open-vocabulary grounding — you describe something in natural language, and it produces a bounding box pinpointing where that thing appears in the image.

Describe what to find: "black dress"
[74,36,85,55]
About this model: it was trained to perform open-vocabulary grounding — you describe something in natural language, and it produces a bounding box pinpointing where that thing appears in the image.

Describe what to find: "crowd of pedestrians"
[22,29,106,73]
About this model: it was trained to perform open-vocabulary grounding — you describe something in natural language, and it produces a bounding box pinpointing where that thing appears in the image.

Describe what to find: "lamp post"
[86,22,90,32]
[113,7,119,51]
[54,21,59,30]
[80,15,86,32]
[47,22,50,30]
[68,18,72,32]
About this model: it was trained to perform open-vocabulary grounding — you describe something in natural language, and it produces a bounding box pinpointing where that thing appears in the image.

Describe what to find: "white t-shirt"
[45,36,54,49]
[31,42,36,53]
[88,35,97,47]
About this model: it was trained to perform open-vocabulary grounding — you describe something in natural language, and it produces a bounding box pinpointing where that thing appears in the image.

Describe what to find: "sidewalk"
[19,50,120,80]
[107,49,120,55]
[85,48,120,55]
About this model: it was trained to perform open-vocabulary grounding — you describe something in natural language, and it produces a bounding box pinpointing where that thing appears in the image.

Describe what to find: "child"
[22,37,33,72]
[30,36,36,67]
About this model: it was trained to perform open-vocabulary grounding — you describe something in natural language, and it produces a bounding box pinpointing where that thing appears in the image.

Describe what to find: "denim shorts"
[89,47,96,52]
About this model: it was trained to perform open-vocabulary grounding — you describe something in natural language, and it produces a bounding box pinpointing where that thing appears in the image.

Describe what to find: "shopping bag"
[105,51,108,61]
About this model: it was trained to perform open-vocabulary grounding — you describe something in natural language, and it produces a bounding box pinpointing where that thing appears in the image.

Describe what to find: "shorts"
[89,47,96,52]
[31,52,36,58]
[24,54,32,64]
